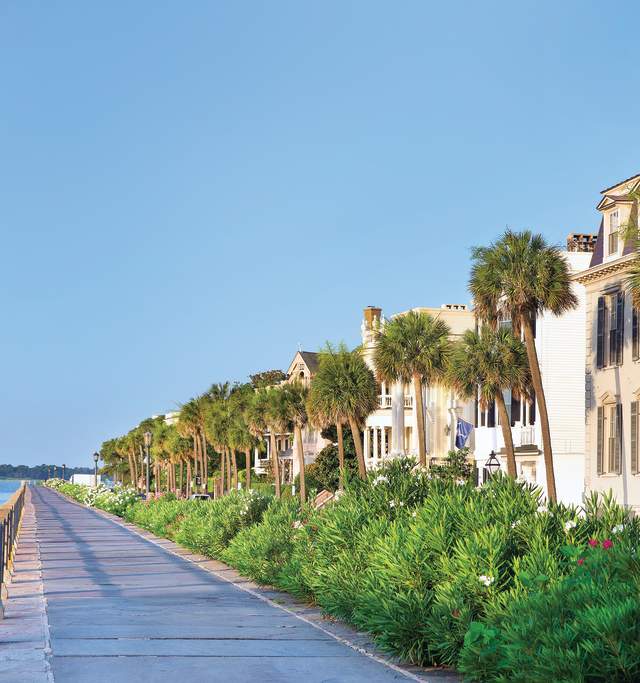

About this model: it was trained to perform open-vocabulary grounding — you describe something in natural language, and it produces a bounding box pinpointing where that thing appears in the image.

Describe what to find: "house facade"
[576,174,640,512]
[360,304,477,469]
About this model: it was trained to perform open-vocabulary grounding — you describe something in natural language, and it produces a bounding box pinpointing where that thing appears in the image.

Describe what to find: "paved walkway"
[3,487,455,682]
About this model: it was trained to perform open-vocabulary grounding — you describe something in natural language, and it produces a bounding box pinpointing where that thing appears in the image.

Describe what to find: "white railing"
[377,395,392,409]
[519,425,536,446]
[404,395,413,409]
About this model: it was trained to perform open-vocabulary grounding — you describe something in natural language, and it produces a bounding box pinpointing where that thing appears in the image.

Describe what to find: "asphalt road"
[30,487,416,682]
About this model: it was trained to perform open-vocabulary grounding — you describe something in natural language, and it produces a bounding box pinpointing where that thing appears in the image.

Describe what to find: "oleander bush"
[124,497,191,537]
[222,496,303,585]
[174,489,271,557]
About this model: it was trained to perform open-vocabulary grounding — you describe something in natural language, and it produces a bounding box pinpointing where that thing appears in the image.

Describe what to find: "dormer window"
[608,210,619,255]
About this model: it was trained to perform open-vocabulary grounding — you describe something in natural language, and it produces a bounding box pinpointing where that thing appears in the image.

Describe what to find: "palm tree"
[228,384,258,490]
[247,388,282,498]
[447,327,531,477]
[373,310,452,468]
[470,230,577,502]
[281,381,310,503]
[308,343,377,480]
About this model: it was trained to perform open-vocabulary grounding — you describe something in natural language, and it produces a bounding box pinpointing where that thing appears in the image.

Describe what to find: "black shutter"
[511,393,521,427]
[597,406,604,475]
[633,307,639,361]
[597,296,606,368]
[631,402,638,475]
[616,293,625,365]
[487,401,495,428]
[615,404,623,474]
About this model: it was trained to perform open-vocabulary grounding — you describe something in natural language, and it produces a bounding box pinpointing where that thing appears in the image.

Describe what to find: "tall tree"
[374,310,452,468]
[470,230,577,502]
[247,388,282,497]
[281,381,310,503]
[308,343,377,480]
[447,327,531,477]
[228,384,259,490]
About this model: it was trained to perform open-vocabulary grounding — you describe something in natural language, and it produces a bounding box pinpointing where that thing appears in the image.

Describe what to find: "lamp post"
[144,431,152,498]
[93,452,100,487]
[62,463,66,481]
[47,466,51,480]
[53,465,57,478]
[484,450,501,482]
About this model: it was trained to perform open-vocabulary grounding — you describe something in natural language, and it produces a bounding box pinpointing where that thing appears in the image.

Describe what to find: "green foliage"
[174,490,270,557]
[249,369,286,389]
[459,541,640,682]
[429,447,474,482]
[124,497,190,537]
[304,431,359,491]
[222,497,302,585]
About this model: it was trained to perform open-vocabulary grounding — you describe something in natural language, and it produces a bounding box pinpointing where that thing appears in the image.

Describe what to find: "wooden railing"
[0,483,26,619]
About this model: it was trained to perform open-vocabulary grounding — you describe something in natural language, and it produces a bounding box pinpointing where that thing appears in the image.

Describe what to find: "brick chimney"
[566,232,597,253]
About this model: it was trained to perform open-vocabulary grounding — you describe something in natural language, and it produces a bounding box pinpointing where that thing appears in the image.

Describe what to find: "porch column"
[390,381,405,455]
[381,426,387,458]
[364,427,370,460]
[373,427,379,460]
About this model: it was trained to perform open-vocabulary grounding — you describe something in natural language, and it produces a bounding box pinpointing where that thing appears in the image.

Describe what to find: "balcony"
[475,423,538,456]
[377,395,414,409]
[377,395,392,409]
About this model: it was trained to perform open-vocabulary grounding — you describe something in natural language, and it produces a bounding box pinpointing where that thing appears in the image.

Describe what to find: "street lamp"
[144,431,152,498]
[93,452,100,487]
[62,463,66,481]
[484,450,501,481]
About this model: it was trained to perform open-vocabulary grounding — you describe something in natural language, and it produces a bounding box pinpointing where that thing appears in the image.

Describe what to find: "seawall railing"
[0,482,26,619]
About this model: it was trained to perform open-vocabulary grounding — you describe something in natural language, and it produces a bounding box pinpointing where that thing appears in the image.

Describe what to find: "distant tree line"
[0,464,93,481]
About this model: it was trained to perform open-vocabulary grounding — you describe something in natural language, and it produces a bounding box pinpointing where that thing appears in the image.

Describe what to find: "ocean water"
[0,479,23,504]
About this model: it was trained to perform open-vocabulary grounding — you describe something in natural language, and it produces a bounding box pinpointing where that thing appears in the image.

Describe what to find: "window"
[597,403,622,475]
[608,211,619,255]
[596,292,624,368]
[632,401,639,475]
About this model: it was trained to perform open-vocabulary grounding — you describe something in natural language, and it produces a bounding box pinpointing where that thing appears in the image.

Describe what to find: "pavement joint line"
[50,489,443,683]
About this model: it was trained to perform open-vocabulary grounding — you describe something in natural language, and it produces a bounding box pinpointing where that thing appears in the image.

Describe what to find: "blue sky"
[1,2,639,467]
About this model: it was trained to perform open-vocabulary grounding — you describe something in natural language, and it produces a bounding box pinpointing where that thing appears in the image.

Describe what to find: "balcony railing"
[377,395,414,409]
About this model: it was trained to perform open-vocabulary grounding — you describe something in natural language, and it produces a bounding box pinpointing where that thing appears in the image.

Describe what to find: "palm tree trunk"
[269,432,282,498]
[244,447,252,490]
[336,421,345,489]
[230,449,238,491]
[225,448,232,492]
[495,394,517,478]
[127,453,135,487]
[413,374,427,467]
[294,424,306,503]
[179,461,184,497]
[186,461,192,497]
[200,430,208,493]
[347,415,366,479]
[522,317,557,502]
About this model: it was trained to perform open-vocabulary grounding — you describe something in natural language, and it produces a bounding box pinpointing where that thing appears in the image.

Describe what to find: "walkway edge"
[49,489,459,683]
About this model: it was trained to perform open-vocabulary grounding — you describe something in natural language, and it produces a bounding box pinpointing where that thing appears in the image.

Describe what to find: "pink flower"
[577,558,584,566]
[602,539,613,550]
[588,538,599,548]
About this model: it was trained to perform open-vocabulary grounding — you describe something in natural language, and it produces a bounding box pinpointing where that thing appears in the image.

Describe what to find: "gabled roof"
[589,217,635,268]
[600,173,640,195]
[286,350,319,378]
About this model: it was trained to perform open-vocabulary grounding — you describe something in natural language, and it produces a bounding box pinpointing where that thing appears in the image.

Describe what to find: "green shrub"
[174,490,270,557]
[222,497,302,585]
[124,498,190,538]
[459,540,640,682]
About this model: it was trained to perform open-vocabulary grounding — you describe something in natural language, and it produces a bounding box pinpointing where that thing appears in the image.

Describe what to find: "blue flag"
[455,418,473,449]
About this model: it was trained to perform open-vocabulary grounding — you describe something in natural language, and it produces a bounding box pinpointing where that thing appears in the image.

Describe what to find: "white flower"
[412,511,417,518]
[373,475,389,486]
[455,478,466,486]
[389,500,396,508]
[511,520,520,529]
[478,575,494,587]
[612,524,624,534]
[293,520,304,529]
[564,520,577,532]
[537,504,547,514]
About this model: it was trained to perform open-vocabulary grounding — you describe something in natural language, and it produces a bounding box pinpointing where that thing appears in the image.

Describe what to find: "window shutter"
[615,404,623,475]
[631,402,638,475]
[616,293,625,365]
[633,307,639,361]
[597,297,606,368]
[597,406,604,475]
